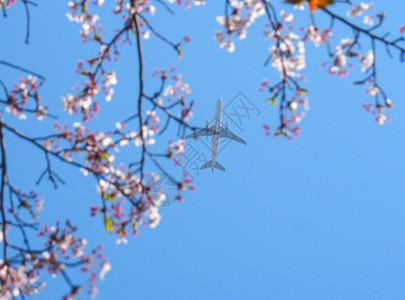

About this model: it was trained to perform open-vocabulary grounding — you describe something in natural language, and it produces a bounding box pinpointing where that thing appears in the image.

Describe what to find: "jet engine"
[205,120,210,127]
[225,122,229,129]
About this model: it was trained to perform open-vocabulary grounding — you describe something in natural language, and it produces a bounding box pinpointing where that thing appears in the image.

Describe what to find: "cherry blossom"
[166,139,185,157]
[280,10,294,23]
[346,2,373,18]
[367,85,379,96]
[363,15,374,26]
[360,50,374,72]
[302,25,331,47]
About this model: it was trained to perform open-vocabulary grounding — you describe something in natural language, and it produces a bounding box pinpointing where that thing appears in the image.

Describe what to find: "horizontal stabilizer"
[200,160,225,172]
[214,161,225,171]
[200,161,211,170]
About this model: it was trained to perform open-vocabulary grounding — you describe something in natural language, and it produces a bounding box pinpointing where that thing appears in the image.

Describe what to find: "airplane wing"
[219,126,247,145]
[184,127,214,139]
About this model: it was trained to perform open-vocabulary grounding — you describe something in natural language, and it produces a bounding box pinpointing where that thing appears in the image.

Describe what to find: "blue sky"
[1,0,405,299]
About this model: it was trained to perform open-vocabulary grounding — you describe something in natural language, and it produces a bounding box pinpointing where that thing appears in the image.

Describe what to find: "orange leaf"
[308,0,334,11]
[284,0,334,11]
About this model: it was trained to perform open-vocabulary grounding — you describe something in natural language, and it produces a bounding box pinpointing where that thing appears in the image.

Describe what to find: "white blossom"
[143,30,150,39]
[367,85,379,96]
[106,88,114,102]
[146,206,161,228]
[193,0,206,5]
[105,72,117,87]
[361,50,374,72]
[376,113,387,125]
[363,15,374,26]
[73,121,85,133]
[99,260,111,280]
[149,5,156,15]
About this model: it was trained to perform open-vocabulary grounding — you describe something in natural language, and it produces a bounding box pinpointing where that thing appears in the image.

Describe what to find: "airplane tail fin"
[200,160,225,172]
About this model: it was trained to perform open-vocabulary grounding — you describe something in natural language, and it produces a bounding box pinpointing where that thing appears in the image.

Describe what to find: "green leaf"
[266,98,277,106]
[104,217,113,232]
[300,88,307,96]
[101,152,113,164]
[103,193,117,201]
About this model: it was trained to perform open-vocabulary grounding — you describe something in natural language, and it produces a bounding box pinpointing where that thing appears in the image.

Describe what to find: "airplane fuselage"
[184,97,246,172]
[211,98,222,171]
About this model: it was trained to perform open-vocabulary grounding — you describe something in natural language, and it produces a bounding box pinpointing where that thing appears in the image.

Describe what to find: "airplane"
[184,98,247,172]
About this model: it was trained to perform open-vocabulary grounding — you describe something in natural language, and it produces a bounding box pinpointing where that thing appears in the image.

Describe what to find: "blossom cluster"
[166,139,185,157]
[1,0,196,299]
[167,0,206,9]
[163,74,192,100]
[0,213,109,299]
[260,82,309,140]
[45,73,195,242]
[150,68,195,124]
[7,187,44,223]
[346,2,376,26]
[265,30,306,79]
[4,76,47,121]
[37,221,109,299]
[217,1,397,137]
[359,79,392,125]
[302,24,331,47]
[362,102,391,125]
[113,0,204,15]
[215,0,265,52]
[62,60,118,121]
[90,168,194,243]
[66,1,102,24]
